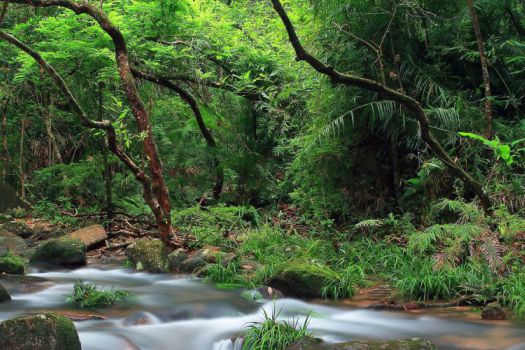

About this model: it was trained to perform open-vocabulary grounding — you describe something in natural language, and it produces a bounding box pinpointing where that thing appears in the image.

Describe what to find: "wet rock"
[2,221,33,238]
[241,286,284,302]
[30,238,87,267]
[0,235,27,257]
[125,239,169,273]
[168,248,188,272]
[267,261,339,298]
[482,302,506,320]
[0,284,11,302]
[287,338,435,350]
[0,253,25,275]
[0,312,81,350]
[67,224,107,248]
[123,311,160,326]
[57,311,106,322]
[0,182,30,214]
[256,285,284,299]
[180,255,208,273]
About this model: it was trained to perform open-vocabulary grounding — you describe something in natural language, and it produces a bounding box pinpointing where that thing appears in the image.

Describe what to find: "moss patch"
[125,239,169,273]
[0,312,81,350]
[267,261,340,298]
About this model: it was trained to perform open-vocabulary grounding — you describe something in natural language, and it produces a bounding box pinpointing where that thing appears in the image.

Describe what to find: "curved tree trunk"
[0,30,176,244]
[131,68,224,200]
[0,0,175,243]
[270,0,493,214]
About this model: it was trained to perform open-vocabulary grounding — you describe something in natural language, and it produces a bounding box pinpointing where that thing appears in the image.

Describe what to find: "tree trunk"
[130,68,225,200]
[43,91,63,164]
[1,98,8,180]
[19,117,25,199]
[99,82,113,228]
[0,27,176,245]
[467,0,494,139]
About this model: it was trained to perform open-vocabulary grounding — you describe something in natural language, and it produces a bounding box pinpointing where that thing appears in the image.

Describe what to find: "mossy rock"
[0,235,27,257]
[168,248,188,272]
[287,338,435,350]
[267,261,339,298]
[482,302,506,320]
[30,238,86,267]
[0,254,26,275]
[125,239,169,273]
[2,221,33,239]
[0,312,81,350]
[0,284,11,302]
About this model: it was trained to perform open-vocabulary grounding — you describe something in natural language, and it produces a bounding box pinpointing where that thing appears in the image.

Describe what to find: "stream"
[1,266,525,350]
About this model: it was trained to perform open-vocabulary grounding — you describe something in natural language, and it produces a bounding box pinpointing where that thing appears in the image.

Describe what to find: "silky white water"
[1,267,525,350]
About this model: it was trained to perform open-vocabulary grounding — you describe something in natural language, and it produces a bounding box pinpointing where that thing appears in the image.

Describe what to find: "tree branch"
[270,0,493,213]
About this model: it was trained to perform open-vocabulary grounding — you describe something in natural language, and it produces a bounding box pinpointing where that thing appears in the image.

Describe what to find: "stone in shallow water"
[30,238,86,267]
[126,239,169,273]
[0,284,11,302]
[287,338,436,350]
[0,312,81,350]
[482,302,506,320]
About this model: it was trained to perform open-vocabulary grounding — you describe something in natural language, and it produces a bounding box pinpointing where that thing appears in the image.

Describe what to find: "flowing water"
[1,266,525,350]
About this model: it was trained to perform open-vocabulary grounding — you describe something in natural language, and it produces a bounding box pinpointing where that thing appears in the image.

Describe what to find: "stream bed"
[1,266,525,350]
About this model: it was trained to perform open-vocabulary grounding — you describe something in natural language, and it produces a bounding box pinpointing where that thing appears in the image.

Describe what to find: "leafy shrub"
[242,309,310,350]
[501,269,525,318]
[173,205,259,249]
[67,280,130,309]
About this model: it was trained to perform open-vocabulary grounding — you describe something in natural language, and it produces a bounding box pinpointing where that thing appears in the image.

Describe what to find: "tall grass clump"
[242,309,310,350]
[67,280,130,308]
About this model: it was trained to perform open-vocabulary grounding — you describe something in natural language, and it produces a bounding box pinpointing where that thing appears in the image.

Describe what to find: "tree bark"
[18,117,25,199]
[131,68,224,200]
[467,0,494,139]
[1,97,8,180]
[99,82,113,228]
[43,92,63,164]
[270,0,493,214]
[0,30,176,244]
[0,0,174,243]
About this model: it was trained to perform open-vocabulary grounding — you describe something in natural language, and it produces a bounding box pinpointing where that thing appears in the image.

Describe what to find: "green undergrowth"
[67,280,130,309]
[171,203,525,317]
[242,308,310,350]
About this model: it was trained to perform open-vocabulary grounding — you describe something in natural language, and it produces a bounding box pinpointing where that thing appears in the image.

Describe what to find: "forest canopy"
[0,0,525,323]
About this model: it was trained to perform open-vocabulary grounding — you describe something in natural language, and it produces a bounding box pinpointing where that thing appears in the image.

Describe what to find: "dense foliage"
[1,0,525,321]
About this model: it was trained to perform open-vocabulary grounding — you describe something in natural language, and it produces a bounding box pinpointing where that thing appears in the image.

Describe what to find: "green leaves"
[458,132,521,166]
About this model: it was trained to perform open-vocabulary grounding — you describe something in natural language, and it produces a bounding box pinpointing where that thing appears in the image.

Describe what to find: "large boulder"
[67,224,107,248]
[267,262,339,298]
[481,302,506,320]
[0,234,27,257]
[0,313,81,350]
[0,253,25,275]
[30,238,86,267]
[2,221,33,239]
[126,239,169,273]
[0,182,30,214]
[287,338,435,350]
[0,284,11,302]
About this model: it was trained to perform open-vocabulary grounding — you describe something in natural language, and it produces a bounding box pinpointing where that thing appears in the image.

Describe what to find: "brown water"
[1,266,525,350]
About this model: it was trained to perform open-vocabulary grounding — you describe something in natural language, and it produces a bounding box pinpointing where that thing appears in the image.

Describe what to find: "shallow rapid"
[1,267,525,350]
